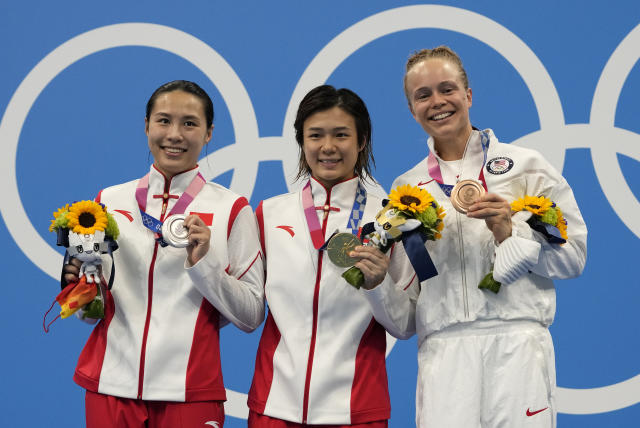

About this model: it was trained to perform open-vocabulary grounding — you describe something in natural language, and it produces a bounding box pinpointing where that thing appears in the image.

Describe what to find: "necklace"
[427,130,490,213]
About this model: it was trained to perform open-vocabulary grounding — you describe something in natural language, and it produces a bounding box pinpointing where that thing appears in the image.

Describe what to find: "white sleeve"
[186,204,265,332]
[493,162,587,284]
[362,242,418,339]
[493,212,541,284]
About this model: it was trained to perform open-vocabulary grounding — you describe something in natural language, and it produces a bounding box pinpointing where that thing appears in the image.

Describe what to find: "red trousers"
[85,390,225,428]
[248,410,388,428]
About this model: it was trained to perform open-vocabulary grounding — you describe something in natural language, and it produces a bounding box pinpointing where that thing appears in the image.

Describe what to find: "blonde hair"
[403,45,469,101]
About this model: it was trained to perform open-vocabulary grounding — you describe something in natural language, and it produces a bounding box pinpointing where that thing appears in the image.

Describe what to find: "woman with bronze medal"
[368,47,588,427]
[247,85,417,427]
[61,80,265,427]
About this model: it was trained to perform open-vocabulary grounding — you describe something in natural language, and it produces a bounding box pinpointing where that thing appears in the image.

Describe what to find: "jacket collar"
[427,129,497,181]
[309,175,360,212]
[148,164,200,197]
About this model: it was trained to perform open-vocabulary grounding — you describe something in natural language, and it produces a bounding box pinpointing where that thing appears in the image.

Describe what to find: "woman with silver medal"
[61,80,265,427]
[367,47,587,427]
[247,85,417,427]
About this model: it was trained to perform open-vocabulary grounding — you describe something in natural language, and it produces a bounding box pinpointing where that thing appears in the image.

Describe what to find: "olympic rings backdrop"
[1,1,639,426]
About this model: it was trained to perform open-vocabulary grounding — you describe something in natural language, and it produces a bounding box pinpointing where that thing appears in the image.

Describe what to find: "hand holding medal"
[331,184,445,289]
[450,179,485,214]
[465,191,513,244]
[160,213,212,266]
[325,232,389,290]
[183,214,212,266]
[326,233,362,268]
[161,214,190,248]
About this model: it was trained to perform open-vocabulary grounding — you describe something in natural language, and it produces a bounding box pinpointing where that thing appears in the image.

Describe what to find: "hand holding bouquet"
[342,184,445,288]
[44,201,119,331]
[478,195,568,293]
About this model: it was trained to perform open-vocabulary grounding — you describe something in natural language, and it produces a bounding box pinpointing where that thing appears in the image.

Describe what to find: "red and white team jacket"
[73,165,264,402]
[248,177,416,425]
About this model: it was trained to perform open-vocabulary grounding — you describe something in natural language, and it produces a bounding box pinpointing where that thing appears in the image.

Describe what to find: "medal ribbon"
[302,179,367,250]
[347,181,367,234]
[135,171,206,246]
[426,130,490,196]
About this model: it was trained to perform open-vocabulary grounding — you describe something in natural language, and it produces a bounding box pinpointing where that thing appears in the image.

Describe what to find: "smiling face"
[145,90,213,178]
[302,106,362,188]
[406,58,473,157]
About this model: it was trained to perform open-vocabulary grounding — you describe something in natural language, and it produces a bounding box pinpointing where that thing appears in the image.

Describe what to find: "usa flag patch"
[486,157,514,175]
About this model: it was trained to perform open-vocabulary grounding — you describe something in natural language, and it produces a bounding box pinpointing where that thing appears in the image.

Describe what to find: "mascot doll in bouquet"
[45,200,119,328]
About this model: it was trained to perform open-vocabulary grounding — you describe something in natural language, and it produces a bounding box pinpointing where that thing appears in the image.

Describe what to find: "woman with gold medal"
[247,85,417,427]
[369,46,588,427]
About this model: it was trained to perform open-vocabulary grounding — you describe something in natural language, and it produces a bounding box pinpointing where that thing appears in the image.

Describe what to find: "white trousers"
[416,320,556,428]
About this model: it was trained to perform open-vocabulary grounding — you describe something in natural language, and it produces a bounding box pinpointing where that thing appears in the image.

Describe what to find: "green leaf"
[478,271,501,294]
[539,207,558,226]
[342,267,364,289]
[83,298,105,319]
[105,212,120,240]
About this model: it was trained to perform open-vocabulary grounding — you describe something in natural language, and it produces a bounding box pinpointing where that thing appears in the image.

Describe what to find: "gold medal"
[450,179,485,213]
[326,232,361,268]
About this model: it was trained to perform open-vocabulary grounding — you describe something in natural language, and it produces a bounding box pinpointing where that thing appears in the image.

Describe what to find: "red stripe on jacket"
[350,318,390,423]
[228,197,249,239]
[73,288,116,391]
[185,299,225,401]
[248,311,281,413]
[256,201,266,258]
[256,201,266,285]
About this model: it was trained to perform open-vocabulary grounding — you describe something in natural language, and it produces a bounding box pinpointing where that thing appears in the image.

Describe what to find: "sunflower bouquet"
[47,200,119,324]
[342,184,445,288]
[510,195,568,242]
[478,195,568,294]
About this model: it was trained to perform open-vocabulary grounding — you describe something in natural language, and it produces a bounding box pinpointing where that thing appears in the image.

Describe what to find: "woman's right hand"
[63,257,82,285]
[349,245,390,290]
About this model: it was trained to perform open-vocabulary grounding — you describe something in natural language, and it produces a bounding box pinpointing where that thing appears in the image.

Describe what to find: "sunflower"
[49,204,69,232]
[511,195,553,216]
[389,184,434,214]
[511,195,568,244]
[556,208,568,241]
[66,200,108,235]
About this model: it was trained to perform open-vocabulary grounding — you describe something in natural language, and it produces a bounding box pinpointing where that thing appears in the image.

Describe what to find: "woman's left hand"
[349,245,389,290]
[466,193,513,243]
[184,214,211,266]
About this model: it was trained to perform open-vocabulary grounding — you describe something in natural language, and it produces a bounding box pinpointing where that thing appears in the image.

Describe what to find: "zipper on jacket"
[137,176,171,399]
[456,211,470,318]
[301,187,332,424]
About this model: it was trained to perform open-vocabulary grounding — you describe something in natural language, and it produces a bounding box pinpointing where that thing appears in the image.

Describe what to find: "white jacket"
[248,177,415,425]
[73,165,264,402]
[389,129,587,344]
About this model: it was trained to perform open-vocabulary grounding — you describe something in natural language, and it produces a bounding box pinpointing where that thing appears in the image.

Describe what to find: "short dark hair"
[146,80,214,129]
[293,85,375,182]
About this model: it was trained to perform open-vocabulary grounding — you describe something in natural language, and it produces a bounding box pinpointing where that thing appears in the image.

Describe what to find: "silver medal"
[161,214,190,248]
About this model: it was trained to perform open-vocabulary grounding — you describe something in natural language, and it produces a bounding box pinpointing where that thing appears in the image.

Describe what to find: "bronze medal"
[450,179,485,213]
[161,214,190,248]
[327,232,361,268]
